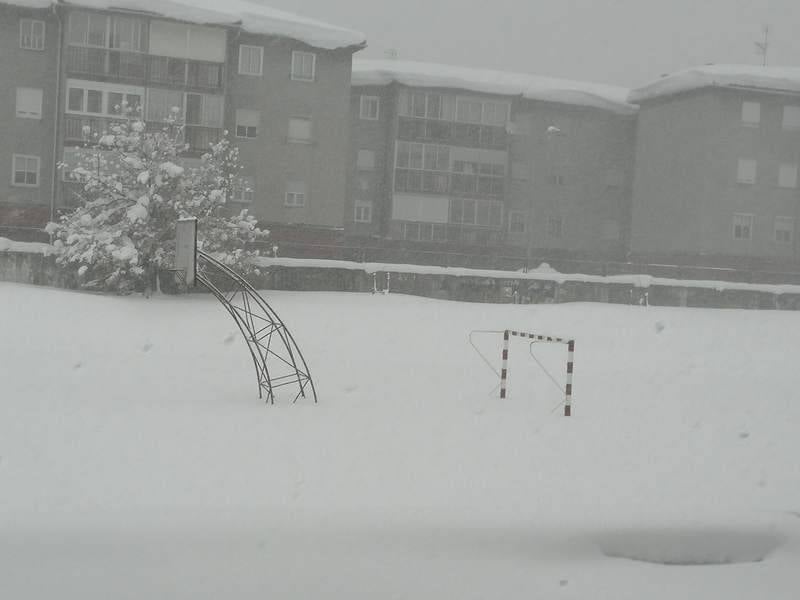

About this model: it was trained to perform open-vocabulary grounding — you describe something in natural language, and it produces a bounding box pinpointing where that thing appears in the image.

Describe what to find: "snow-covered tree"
[47,108,267,294]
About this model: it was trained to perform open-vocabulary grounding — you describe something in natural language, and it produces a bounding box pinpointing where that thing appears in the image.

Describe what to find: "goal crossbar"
[500,329,576,416]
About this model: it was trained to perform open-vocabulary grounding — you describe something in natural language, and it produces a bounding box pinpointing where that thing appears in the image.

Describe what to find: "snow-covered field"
[1,282,799,599]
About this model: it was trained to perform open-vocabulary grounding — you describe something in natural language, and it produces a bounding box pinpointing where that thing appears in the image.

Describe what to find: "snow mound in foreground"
[596,527,784,565]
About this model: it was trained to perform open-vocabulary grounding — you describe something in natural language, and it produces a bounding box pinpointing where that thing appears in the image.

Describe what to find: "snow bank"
[629,64,800,104]
[352,60,637,115]
[0,237,53,255]
[15,0,365,50]
[252,255,800,296]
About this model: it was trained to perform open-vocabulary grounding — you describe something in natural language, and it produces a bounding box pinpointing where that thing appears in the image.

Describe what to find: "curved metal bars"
[195,250,317,404]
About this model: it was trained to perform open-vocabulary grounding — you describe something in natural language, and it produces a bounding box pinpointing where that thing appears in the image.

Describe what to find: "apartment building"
[628,65,800,266]
[347,60,637,260]
[0,2,59,239]
[0,0,365,241]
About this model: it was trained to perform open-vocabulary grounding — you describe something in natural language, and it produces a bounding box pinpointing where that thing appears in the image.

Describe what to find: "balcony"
[64,114,126,142]
[65,46,146,83]
[397,117,508,150]
[65,46,224,92]
[148,56,224,92]
[184,125,223,153]
[394,169,506,199]
[66,115,221,156]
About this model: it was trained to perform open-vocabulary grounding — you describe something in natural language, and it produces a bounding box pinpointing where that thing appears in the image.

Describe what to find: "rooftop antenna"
[754,25,770,66]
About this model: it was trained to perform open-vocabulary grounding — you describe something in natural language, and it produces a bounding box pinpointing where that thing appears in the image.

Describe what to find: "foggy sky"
[262,0,800,88]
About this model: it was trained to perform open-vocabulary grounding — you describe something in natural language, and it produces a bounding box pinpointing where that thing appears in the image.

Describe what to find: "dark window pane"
[68,88,84,112]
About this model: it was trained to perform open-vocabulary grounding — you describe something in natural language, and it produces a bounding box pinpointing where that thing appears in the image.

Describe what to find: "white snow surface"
[352,59,637,115]
[629,64,800,104]
[14,0,365,50]
[1,282,799,599]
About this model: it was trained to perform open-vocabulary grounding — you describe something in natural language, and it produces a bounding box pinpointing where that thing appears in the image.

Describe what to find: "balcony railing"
[64,114,127,141]
[397,117,508,150]
[148,56,224,91]
[394,168,506,199]
[67,115,221,155]
[65,46,146,83]
[184,125,223,153]
[65,46,224,91]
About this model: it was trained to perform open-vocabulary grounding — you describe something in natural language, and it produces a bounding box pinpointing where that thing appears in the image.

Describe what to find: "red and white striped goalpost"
[499,330,576,416]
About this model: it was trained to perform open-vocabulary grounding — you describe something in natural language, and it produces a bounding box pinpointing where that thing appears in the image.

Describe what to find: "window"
[291,51,316,81]
[456,97,510,125]
[285,181,306,207]
[448,198,503,227]
[354,202,372,223]
[737,159,757,184]
[733,213,753,240]
[149,21,225,62]
[86,89,103,113]
[741,101,760,126]
[16,87,43,119]
[456,98,483,123]
[238,45,263,76]
[779,164,798,189]
[67,12,144,52]
[483,101,509,126]
[360,95,380,120]
[288,117,312,142]
[110,16,144,51]
[399,91,448,120]
[231,176,255,203]
[19,19,45,50]
[775,216,793,244]
[184,93,223,127]
[12,154,39,187]
[547,216,563,238]
[782,106,800,131]
[509,210,526,234]
[235,109,260,138]
[145,88,184,122]
[67,81,144,116]
[548,174,566,186]
[357,149,376,170]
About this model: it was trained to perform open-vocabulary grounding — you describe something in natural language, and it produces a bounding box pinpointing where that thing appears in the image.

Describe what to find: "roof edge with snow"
[629,65,800,105]
[6,0,366,51]
[352,60,637,116]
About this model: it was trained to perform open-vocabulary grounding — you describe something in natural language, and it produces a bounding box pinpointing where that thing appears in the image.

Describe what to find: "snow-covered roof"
[629,65,800,104]
[11,0,366,50]
[352,60,637,116]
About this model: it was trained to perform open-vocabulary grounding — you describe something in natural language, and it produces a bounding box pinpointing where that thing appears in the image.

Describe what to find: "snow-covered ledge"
[0,237,54,256]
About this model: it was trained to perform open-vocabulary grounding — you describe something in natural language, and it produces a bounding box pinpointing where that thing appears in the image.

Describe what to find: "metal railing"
[65,46,146,82]
[65,46,224,91]
[397,117,508,150]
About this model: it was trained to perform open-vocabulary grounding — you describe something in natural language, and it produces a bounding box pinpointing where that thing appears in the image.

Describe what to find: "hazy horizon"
[260,0,800,88]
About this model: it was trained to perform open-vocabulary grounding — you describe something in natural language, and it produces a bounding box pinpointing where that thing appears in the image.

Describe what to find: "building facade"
[0,0,364,241]
[0,2,60,239]
[346,61,637,263]
[629,66,800,266]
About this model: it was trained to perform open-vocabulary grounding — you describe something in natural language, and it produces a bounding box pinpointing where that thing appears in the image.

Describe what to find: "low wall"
[3,250,800,311]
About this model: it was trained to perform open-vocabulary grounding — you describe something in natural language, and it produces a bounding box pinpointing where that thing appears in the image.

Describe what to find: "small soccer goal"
[470,329,576,416]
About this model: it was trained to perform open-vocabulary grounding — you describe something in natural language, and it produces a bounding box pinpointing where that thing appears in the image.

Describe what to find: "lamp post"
[526,125,565,270]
